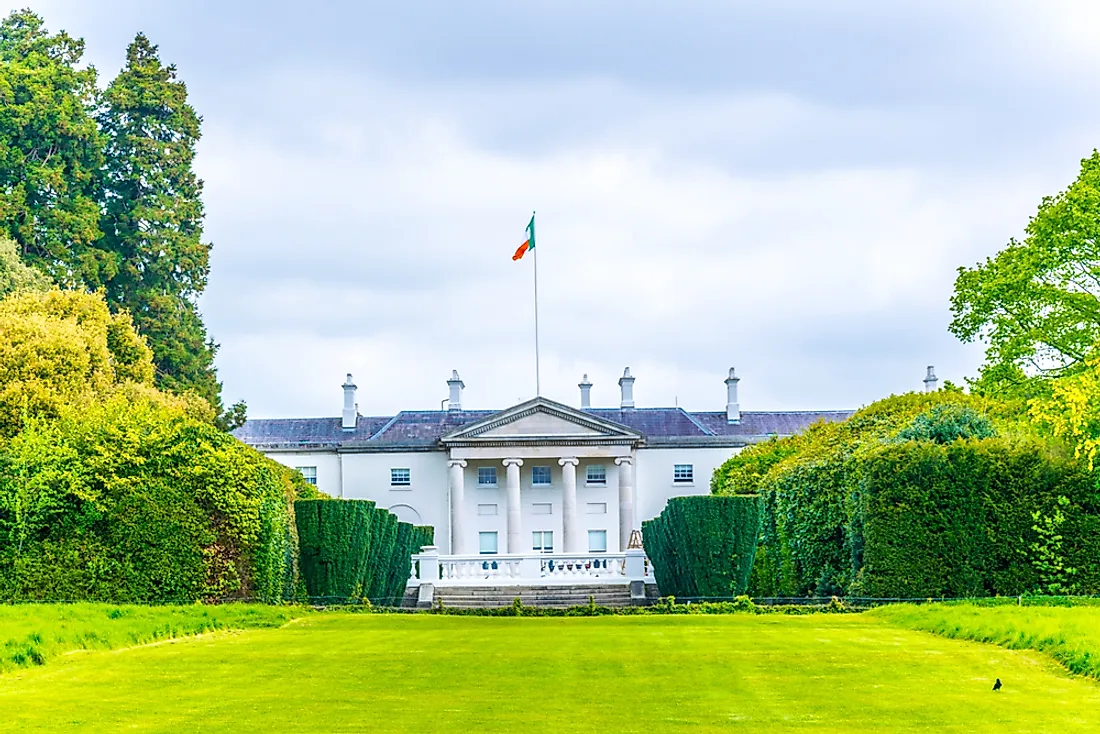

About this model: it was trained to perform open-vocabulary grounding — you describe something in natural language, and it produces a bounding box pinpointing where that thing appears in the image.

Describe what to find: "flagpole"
[532,210,541,396]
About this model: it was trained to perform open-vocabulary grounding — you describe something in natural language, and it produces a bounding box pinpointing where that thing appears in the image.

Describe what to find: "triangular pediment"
[442,397,641,445]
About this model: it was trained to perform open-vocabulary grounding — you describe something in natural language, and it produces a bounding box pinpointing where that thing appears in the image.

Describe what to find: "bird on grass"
[993,678,1002,691]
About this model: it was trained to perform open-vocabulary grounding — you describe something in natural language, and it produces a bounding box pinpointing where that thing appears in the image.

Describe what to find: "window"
[673,464,694,484]
[585,464,606,485]
[588,530,608,553]
[531,466,552,486]
[479,532,498,555]
[532,531,554,553]
[296,466,317,486]
[478,466,497,487]
[532,503,552,515]
[477,504,498,516]
[586,502,607,515]
[390,468,411,486]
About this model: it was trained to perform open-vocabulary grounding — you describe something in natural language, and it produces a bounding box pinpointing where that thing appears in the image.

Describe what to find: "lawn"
[870,601,1100,679]
[0,602,301,673]
[2,612,1099,732]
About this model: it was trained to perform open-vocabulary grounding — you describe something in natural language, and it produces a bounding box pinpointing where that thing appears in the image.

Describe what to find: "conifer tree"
[97,33,243,426]
[0,11,107,287]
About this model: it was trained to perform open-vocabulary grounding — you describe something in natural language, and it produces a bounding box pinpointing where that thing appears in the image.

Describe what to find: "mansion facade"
[234,368,859,558]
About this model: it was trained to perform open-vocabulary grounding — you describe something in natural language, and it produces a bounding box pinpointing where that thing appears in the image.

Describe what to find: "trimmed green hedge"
[643,495,761,598]
[853,439,1100,598]
[294,500,433,605]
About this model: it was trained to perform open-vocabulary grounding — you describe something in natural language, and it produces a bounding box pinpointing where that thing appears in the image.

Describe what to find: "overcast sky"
[12,1,1100,418]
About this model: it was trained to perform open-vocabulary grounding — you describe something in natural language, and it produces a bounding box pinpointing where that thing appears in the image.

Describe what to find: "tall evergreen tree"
[0,10,108,287]
[97,33,242,426]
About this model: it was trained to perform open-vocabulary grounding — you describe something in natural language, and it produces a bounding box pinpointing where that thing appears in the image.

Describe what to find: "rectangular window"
[588,530,608,553]
[478,466,497,487]
[296,466,317,486]
[532,502,552,515]
[391,468,411,486]
[532,531,554,553]
[586,502,607,515]
[477,504,498,516]
[479,532,498,555]
[585,464,606,485]
[531,466,552,486]
[673,464,694,484]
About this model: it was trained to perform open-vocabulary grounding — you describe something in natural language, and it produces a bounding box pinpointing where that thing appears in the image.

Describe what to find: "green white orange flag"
[512,214,536,260]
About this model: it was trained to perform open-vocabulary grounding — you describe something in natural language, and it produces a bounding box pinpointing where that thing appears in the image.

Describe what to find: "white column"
[559,457,580,553]
[503,458,524,553]
[615,456,635,552]
[448,459,467,554]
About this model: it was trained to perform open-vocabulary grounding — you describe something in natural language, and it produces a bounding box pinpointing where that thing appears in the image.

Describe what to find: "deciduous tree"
[950,151,1100,394]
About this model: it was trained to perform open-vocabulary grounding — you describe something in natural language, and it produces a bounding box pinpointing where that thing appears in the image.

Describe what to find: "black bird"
[993,678,1002,691]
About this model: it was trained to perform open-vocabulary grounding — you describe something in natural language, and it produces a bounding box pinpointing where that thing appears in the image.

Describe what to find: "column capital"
[614,456,634,466]
[448,459,468,469]
[502,457,524,467]
[558,457,580,467]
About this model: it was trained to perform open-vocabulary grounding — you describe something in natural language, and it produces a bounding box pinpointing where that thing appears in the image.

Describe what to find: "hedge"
[294,500,433,605]
[643,495,761,598]
[853,439,1100,598]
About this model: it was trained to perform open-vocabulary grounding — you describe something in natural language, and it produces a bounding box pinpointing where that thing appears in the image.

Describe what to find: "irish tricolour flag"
[512,214,536,261]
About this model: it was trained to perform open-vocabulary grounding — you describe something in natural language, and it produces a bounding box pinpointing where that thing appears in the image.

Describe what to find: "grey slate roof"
[234,405,853,451]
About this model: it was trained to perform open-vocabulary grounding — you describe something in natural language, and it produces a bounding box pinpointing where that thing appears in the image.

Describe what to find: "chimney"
[725,367,741,423]
[579,374,593,409]
[618,367,635,409]
[341,373,357,430]
[447,370,465,411]
[923,365,938,393]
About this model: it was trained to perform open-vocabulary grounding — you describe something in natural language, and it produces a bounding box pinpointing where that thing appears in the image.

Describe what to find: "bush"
[0,396,311,603]
[643,495,761,598]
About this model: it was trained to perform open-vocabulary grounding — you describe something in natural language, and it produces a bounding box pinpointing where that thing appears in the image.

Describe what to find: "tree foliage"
[0,11,107,287]
[0,235,48,298]
[97,33,230,418]
[951,151,1100,392]
[0,12,239,422]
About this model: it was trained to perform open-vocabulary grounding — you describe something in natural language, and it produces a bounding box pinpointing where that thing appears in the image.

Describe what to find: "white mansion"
[234,368,861,564]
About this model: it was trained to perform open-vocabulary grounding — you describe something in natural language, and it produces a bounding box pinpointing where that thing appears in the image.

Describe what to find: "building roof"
[234,404,853,451]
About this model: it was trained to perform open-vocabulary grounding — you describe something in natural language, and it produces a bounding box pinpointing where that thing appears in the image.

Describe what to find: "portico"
[441,398,642,557]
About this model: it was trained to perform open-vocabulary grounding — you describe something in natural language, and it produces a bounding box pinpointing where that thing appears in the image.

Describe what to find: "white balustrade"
[408,551,654,587]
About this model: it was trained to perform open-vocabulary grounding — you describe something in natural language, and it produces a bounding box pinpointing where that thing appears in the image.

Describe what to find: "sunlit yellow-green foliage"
[1031,355,1100,469]
[0,288,158,436]
[0,236,49,298]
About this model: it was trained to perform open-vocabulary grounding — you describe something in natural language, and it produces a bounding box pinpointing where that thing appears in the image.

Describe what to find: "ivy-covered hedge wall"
[295,499,433,605]
[712,392,1100,599]
[0,397,317,603]
[643,495,761,598]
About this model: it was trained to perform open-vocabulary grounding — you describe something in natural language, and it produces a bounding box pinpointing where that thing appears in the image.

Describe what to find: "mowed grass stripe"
[2,614,1099,733]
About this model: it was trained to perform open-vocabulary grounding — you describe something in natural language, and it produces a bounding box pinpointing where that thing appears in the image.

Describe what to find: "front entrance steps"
[404,583,659,610]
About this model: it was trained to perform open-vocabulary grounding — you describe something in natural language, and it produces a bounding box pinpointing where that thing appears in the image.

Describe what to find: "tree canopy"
[0,235,48,298]
[950,151,1100,395]
[0,11,241,426]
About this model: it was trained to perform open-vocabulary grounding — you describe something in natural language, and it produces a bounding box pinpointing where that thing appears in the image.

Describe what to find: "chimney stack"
[341,373,357,430]
[447,370,465,410]
[725,367,741,423]
[579,374,593,409]
[618,367,635,409]
[923,365,938,393]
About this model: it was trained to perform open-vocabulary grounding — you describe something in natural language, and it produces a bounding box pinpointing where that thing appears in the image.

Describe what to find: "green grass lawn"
[870,601,1100,679]
[2,612,1099,732]
[0,602,301,673]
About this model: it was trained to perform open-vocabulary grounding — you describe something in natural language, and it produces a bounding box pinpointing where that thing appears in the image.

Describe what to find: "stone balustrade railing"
[410,547,654,586]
